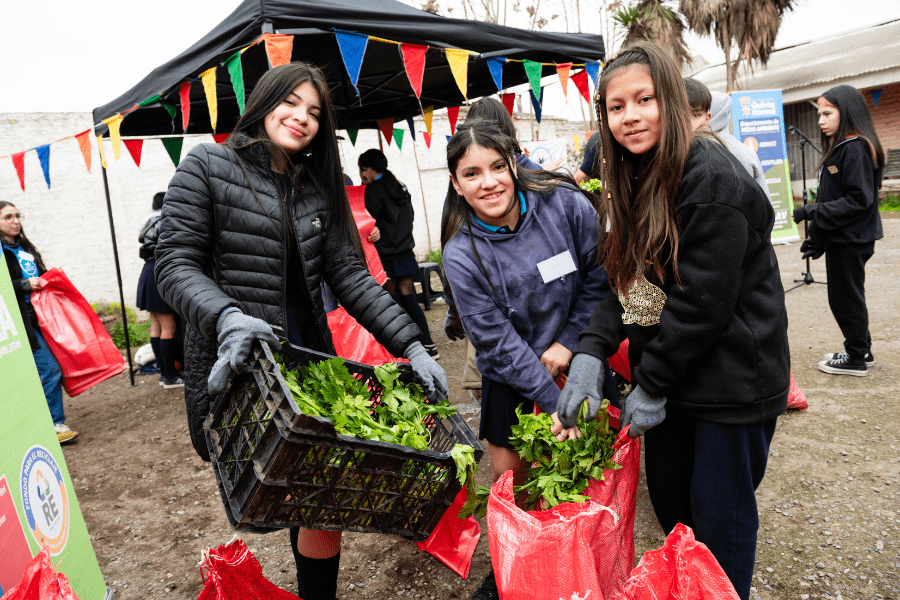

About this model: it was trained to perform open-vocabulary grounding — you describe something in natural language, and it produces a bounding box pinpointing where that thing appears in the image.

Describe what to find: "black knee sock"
[397,293,434,345]
[289,528,340,600]
[158,338,178,380]
[149,337,161,374]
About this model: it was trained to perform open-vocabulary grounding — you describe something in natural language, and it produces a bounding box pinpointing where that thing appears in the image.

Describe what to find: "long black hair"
[0,201,47,272]
[464,97,522,154]
[225,62,364,260]
[358,149,407,199]
[818,85,885,186]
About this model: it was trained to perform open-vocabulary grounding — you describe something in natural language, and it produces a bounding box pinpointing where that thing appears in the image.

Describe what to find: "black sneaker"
[818,355,867,377]
[469,570,498,599]
[424,343,440,360]
[161,376,186,389]
[824,351,874,367]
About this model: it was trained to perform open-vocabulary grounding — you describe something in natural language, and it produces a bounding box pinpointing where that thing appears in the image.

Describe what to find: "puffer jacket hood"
[709,91,732,135]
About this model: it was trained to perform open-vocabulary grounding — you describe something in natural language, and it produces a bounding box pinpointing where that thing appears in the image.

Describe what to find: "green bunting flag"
[392,128,404,150]
[140,94,177,121]
[347,129,358,146]
[523,59,543,104]
[224,51,246,115]
[161,137,184,167]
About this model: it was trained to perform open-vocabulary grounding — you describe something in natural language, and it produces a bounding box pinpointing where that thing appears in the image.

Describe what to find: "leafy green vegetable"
[579,178,603,192]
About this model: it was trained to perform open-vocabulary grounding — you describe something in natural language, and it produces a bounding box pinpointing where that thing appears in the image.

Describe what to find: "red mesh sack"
[416,488,481,579]
[326,307,408,366]
[787,370,808,411]
[197,539,301,600]
[624,523,740,600]
[3,548,80,600]
[31,268,125,396]
[488,470,617,600]
[346,185,387,286]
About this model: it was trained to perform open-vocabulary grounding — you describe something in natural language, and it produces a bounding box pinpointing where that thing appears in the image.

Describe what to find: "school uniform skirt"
[136,259,173,314]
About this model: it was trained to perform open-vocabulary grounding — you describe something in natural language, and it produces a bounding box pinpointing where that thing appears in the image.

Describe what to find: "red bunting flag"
[123,139,143,167]
[75,130,91,173]
[500,93,515,117]
[557,63,572,99]
[400,44,427,99]
[571,70,591,105]
[11,152,25,191]
[179,81,192,132]
[213,134,230,144]
[448,106,460,134]
[262,33,294,68]
[423,131,432,149]
[376,118,394,146]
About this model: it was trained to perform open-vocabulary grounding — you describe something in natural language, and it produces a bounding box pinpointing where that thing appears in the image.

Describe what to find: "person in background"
[705,85,771,198]
[1,201,77,444]
[558,43,789,600]
[358,149,439,358]
[792,84,884,376]
[573,131,600,184]
[137,192,183,389]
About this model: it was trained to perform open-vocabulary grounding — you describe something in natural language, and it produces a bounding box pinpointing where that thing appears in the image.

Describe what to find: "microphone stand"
[786,126,827,293]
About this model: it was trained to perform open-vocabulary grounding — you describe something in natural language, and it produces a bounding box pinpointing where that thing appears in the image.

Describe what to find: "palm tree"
[614,0,691,70]
[680,0,796,92]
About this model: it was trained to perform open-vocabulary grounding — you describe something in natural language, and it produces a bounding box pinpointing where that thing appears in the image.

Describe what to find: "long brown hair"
[0,201,47,272]
[595,41,690,293]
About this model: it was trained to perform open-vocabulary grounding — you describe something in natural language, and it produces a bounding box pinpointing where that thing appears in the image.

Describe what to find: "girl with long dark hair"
[556,42,789,600]
[1,201,77,443]
[155,62,447,600]
[441,118,611,599]
[792,84,884,376]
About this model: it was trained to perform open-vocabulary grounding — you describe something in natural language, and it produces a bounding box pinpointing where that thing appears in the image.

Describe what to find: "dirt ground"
[60,219,899,600]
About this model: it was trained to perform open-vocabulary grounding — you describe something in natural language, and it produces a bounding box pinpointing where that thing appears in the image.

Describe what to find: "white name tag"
[18,251,34,263]
[537,251,577,284]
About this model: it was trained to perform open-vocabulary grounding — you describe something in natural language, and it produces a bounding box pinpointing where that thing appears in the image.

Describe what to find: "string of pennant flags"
[1,29,603,192]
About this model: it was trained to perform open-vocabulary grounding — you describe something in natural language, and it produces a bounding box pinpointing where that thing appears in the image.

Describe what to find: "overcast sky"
[2,0,899,115]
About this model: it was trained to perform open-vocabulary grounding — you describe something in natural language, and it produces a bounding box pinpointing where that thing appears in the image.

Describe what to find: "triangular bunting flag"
[140,94,177,121]
[585,62,601,88]
[573,134,580,153]
[447,106,460,135]
[446,135,452,143]
[75,130,91,173]
[557,63,572,99]
[571,70,591,105]
[872,89,882,107]
[200,67,218,131]
[213,134,230,144]
[224,51,246,115]
[96,135,108,169]
[400,44,427,98]
[347,129,358,146]
[445,48,469,100]
[36,145,51,188]
[523,59,543,102]
[11,152,25,191]
[162,137,184,167]
[423,132,432,149]
[530,87,544,124]
[123,139,143,167]
[500,93,515,117]
[423,106,433,134]
[405,115,416,141]
[486,57,506,92]
[102,114,124,160]
[179,81,192,132]
[334,30,369,95]
[393,128,404,150]
[376,118,394,146]
[139,95,159,107]
[263,33,294,68]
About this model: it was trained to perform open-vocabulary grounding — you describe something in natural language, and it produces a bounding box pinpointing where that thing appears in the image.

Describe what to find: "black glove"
[800,238,825,260]
[557,353,606,428]
[443,310,465,341]
[621,385,667,438]
[792,206,809,224]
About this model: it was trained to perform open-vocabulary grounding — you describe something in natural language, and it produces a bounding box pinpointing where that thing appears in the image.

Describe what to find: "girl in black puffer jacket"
[155,62,448,600]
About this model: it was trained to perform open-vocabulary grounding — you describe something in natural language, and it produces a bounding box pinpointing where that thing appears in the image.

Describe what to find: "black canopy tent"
[92,0,605,381]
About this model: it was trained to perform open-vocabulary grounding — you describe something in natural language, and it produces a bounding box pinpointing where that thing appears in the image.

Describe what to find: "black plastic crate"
[204,340,483,540]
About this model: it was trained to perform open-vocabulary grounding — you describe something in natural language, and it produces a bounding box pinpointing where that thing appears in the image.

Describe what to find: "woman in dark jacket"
[792,84,884,376]
[1,201,77,444]
[155,62,447,600]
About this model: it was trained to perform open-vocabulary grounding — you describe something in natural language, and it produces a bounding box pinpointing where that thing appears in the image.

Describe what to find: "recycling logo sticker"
[20,445,70,555]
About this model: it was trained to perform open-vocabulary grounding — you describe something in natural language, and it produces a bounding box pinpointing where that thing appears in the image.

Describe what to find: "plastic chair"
[415,262,443,310]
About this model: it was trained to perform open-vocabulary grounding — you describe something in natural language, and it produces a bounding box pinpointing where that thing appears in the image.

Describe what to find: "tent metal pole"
[100,162,135,386]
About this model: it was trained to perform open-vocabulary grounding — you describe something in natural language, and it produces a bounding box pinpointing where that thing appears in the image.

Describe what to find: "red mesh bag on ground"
[326,307,408,366]
[197,539,301,600]
[3,548,80,600]
[31,268,125,396]
[416,487,481,579]
[488,470,616,600]
[624,523,740,600]
[787,370,808,411]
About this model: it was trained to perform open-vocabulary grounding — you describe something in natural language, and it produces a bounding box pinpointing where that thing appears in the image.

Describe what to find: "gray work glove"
[405,341,449,402]
[621,385,667,438]
[208,307,280,396]
[443,309,465,341]
[800,238,825,260]
[557,353,606,428]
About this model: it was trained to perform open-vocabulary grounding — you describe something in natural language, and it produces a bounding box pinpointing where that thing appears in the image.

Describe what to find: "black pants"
[825,242,874,361]
[643,410,777,600]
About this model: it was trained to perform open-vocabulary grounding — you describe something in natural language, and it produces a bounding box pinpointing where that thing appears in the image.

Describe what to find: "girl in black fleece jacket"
[792,85,884,376]
[555,42,789,600]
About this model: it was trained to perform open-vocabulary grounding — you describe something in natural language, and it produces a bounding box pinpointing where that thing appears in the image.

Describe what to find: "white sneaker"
[54,423,78,444]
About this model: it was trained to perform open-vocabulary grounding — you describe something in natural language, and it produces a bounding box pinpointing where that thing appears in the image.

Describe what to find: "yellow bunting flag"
[96,135,108,169]
[557,63,572,99]
[200,67,218,132]
[75,130,91,173]
[102,114,124,160]
[445,49,469,100]
[423,106,433,135]
[573,134,580,153]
